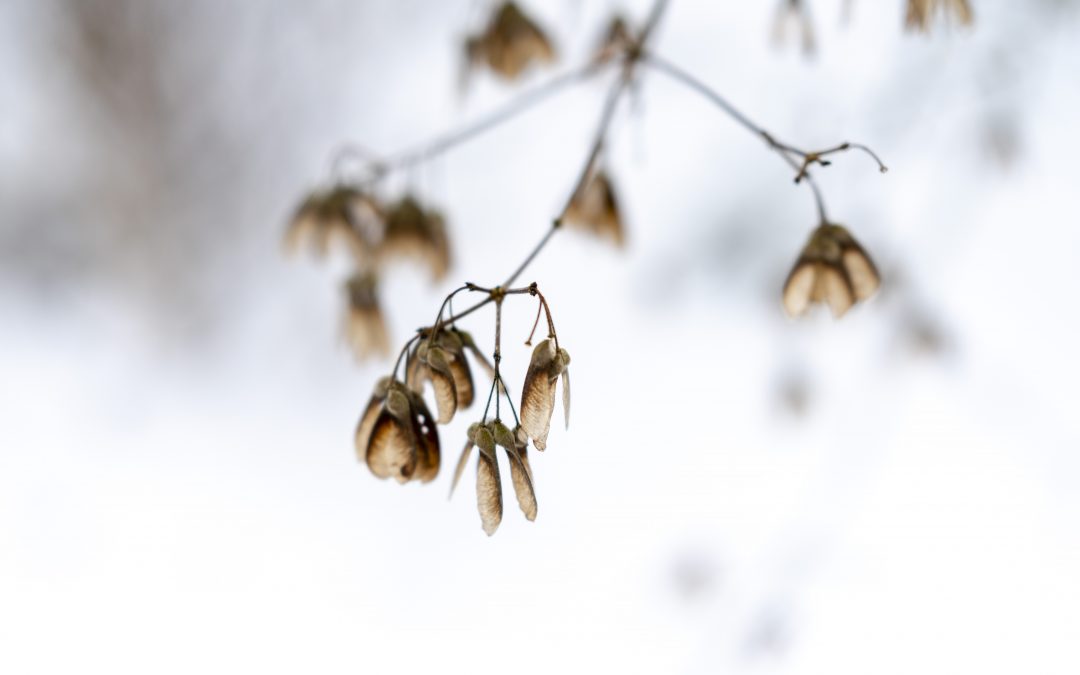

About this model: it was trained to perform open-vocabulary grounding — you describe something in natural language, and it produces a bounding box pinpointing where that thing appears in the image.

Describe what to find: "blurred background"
[3,1,1079,672]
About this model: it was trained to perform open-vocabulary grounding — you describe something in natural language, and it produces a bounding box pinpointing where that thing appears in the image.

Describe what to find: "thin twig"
[358,65,603,183]
[640,51,830,222]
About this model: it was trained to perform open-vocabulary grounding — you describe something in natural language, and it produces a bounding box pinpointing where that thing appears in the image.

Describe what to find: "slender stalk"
[640,51,830,222]
[355,65,603,184]
[493,298,503,420]
[410,0,673,337]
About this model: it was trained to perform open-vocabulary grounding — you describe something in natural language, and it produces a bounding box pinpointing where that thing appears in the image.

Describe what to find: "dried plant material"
[285,185,381,262]
[473,424,503,535]
[772,0,816,56]
[343,271,391,360]
[355,378,441,484]
[378,195,451,282]
[782,224,880,318]
[905,0,974,32]
[492,421,537,521]
[465,1,556,83]
[592,15,636,66]
[415,341,458,424]
[450,436,475,498]
[407,329,483,423]
[562,170,625,248]
[561,369,570,430]
[519,338,571,451]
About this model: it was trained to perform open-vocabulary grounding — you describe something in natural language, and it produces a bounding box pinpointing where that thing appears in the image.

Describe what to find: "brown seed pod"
[354,378,441,484]
[519,338,571,451]
[464,1,556,83]
[562,170,625,248]
[284,185,381,262]
[343,271,391,360]
[782,223,880,318]
[771,0,816,56]
[473,424,502,536]
[592,15,635,66]
[377,195,451,282]
[905,0,974,32]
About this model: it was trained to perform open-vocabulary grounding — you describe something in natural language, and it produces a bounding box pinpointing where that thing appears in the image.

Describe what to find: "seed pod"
[562,171,625,248]
[464,1,556,83]
[378,195,451,282]
[493,421,536,521]
[519,338,570,451]
[343,272,391,360]
[782,223,880,319]
[285,185,381,262]
[355,378,441,484]
[474,425,502,536]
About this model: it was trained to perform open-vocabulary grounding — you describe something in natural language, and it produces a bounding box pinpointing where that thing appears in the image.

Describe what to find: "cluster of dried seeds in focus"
[349,279,569,534]
[280,0,963,534]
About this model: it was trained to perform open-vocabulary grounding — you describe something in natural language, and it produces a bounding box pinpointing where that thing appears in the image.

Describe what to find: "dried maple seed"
[285,185,381,262]
[491,421,536,521]
[592,15,635,66]
[343,271,391,360]
[407,328,483,422]
[782,223,880,319]
[355,378,440,484]
[464,1,556,83]
[772,0,816,56]
[519,338,571,451]
[378,195,451,282]
[473,424,502,536]
[562,170,625,248]
[905,0,974,32]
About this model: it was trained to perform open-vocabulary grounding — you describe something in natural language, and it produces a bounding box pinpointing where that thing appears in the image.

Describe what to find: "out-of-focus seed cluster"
[285,188,451,360]
[772,0,816,56]
[464,2,556,84]
[782,223,880,318]
[905,0,974,32]
[562,170,626,248]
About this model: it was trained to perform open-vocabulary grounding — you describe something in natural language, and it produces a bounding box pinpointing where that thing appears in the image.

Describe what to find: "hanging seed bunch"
[464,1,556,85]
[285,185,451,361]
[354,282,569,535]
[905,0,974,32]
[561,169,626,248]
[286,1,902,535]
[772,0,816,56]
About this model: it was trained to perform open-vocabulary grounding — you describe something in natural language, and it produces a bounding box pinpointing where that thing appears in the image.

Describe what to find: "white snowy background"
[2,1,1079,673]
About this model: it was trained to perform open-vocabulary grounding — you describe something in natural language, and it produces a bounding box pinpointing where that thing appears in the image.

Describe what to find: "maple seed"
[492,420,537,521]
[563,170,626,248]
[355,378,441,484]
[473,424,502,536]
[464,1,556,84]
[407,329,485,423]
[378,195,451,282]
[772,0,816,56]
[343,271,391,360]
[284,185,381,262]
[782,223,880,319]
[905,0,974,33]
[592,15,636,66]
[519,338,571,451]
